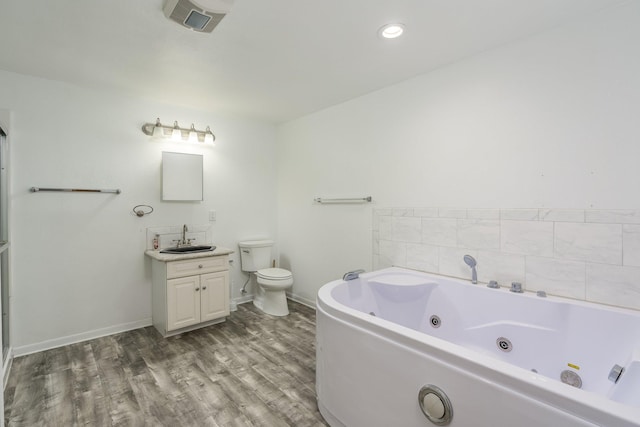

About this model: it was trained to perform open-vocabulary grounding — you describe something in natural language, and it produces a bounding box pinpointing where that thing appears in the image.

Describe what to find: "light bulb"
[152,118,164,138]
[188,124,198,143]
[171,121,182,141]
[204,126,215,144]
[379,23,405,39]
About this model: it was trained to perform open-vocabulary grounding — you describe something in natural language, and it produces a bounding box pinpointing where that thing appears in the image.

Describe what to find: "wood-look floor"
[4,302,329,427]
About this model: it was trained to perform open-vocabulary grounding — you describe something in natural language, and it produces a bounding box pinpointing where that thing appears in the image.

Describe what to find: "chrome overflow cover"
[418,385,453,425]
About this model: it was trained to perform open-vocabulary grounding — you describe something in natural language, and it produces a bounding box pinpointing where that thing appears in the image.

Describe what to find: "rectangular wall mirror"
[162,152,203,201]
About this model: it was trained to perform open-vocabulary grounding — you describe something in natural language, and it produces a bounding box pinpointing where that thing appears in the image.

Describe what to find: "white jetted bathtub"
[316,267,640,427]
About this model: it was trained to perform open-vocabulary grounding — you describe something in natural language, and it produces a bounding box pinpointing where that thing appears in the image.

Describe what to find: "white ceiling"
[0,0,626,123]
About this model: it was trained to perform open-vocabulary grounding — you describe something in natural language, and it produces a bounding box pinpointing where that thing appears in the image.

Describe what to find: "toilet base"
[254,288,289,316]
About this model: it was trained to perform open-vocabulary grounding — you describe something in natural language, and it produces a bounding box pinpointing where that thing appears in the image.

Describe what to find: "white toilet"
[238,240,293,316]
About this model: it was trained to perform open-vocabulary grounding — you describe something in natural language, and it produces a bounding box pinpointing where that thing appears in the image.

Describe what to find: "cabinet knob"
[202,286,207,290]
[198,264,203,268]
[195,287,200,291]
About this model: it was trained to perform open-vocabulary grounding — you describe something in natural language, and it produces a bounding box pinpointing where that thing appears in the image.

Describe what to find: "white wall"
[0,70,277,354]
[277,2,640,304]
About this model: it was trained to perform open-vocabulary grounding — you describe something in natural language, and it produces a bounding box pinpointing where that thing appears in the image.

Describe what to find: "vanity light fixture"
[171,121,182,141]
[204,126,215,145]
[141,118,216,144]
[379,23,405,39]
[188,124,198,143]
[152,118,165,138]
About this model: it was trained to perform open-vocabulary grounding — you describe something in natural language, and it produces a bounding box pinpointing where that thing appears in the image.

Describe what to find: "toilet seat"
[256,268,293,288]
[257,267,292,280]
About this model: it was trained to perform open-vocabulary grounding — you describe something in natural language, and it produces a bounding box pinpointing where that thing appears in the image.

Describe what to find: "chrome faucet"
[463,255,477,284]
[343,269,365,281]
[181,224,188,246]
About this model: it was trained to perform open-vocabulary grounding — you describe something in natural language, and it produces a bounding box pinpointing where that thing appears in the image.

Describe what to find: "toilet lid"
[257,268,292,280]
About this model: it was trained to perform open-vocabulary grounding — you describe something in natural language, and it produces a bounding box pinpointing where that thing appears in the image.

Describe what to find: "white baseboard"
[12,295,315,358]
[231,295,254,310]
[3,347,13,390]
[13,318,152,357]
[287,292,316,309]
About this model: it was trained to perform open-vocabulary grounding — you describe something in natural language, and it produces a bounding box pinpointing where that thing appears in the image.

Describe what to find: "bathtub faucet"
[463,255,477,284]
[343,269,365,281]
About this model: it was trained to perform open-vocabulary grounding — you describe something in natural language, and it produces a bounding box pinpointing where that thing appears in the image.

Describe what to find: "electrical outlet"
[209,210,216,221]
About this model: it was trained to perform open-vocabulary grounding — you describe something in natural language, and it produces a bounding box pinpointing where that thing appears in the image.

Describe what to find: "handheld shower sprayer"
[463,255,477,284]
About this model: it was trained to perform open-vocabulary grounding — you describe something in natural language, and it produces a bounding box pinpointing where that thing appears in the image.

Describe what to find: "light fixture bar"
[141,118,216,144]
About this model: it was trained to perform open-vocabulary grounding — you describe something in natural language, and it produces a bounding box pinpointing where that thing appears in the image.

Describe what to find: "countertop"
[145,246,234,262]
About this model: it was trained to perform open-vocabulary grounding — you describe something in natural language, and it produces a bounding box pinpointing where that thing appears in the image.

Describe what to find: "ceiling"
[0,0,626,123]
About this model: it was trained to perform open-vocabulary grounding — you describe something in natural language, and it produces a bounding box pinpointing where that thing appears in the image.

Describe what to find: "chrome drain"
[560,370,582,389]
[496,337,512,352]
[430,315,441,328]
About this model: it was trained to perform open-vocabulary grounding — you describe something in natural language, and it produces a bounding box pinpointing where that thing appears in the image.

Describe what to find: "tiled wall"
[373,208,640,311]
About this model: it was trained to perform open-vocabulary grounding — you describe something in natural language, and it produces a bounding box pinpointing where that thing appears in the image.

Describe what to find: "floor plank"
[4,302,329,427]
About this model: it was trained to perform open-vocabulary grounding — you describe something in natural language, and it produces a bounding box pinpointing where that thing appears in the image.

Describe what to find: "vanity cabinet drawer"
[167,255,228,279]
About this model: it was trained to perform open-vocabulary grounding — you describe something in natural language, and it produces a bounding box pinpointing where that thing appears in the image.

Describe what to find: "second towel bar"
[314,196,372,204]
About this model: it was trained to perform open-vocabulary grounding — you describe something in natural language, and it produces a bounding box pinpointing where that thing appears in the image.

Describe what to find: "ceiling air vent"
[163,0,234,33]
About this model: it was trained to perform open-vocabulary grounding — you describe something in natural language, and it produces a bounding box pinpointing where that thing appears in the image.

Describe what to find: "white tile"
[413,208,438,218]
[392,217,421,242]
[539,209,585,223]
[586,210,640,224]
[525,257,585,299]
[372,231,380,255]
[501,220,554,257]
[374,208,393,216]
[457,219,500,250]
[379,240,406,267]
[373,255,386,270]
[467,209,500,220]
[379,216,393,240]
[372,211,380,231]
[500,209,539,221]
[623,225,640,267]
[586,263,640,310]
[439,247,478,280]
[476,251,525,286]
[421,218,457,247]
[406,244,439,273]
[555,222,622,264]
[439,208,467,219]
[393,208,413,217]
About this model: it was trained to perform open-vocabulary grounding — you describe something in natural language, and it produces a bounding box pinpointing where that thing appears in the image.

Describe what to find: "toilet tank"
[238,240,274,272]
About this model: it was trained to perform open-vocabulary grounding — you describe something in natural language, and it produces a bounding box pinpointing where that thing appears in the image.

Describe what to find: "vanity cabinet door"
[200,271,230,322]
[167,275,201,331]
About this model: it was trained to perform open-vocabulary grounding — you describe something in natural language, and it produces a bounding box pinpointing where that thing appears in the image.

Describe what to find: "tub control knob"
[487,280,499,289]
[510,282,523,293]
[418,385,453,425]
[608,364,624,383]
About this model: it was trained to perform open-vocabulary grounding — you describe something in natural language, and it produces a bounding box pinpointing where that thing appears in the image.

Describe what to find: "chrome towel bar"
[314,196,372,204]
[30,187,121,194]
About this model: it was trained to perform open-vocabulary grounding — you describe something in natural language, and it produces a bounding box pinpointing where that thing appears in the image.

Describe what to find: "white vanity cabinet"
[150,252,231,337]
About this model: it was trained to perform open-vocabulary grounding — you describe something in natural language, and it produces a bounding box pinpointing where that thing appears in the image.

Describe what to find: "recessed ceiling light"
[379,23,405,39]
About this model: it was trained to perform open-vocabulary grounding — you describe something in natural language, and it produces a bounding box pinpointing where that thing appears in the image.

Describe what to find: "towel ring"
[133,205,154,217]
